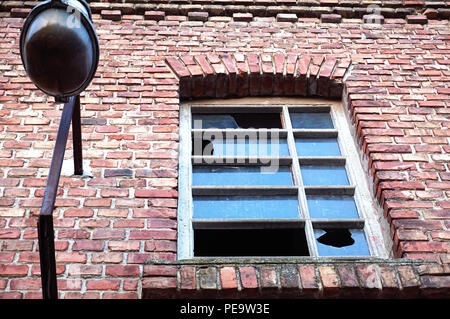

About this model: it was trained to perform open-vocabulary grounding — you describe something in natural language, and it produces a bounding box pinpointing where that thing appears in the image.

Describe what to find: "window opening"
[178,100,388,259]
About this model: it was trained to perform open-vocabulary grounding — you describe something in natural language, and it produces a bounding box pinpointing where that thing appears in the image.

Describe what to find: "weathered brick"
[144,11,165,21]
[198,267,217,289]
[238,266,258,289]
[280,265,299,289]
[321,14,341,23]
[397,266,420,297]
[233,13,253,22]
[259,267,278,288]
[406,15,428,24]
[298,265,319,290]
[107,265,141,277]
[101,10,122,21]
[318,266,340,295]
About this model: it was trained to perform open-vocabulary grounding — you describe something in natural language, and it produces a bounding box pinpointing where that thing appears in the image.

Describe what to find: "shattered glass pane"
[193,166,293,186]
[314,228,370,256]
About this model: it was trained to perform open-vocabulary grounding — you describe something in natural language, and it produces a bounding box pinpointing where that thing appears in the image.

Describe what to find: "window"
[178,98,388,259]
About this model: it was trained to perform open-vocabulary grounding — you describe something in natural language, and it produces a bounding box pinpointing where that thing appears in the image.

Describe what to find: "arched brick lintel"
[166,53,352,100]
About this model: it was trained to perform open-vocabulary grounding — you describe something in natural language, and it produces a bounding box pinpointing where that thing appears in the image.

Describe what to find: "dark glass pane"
[193,166,293,186]
[193,196,300,219]
[301,165,349,186]
[314,228,370,256]
[192,114,238,129]
[192,136,290,157]
[290,112,334,129]
[295,138,341,156]
[307,196,359,219]
[192,113,282,129]
[194,228,309,256]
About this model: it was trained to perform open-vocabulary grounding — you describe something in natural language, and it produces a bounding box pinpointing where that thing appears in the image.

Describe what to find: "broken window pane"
[300,165,349,186]
[307,196,359,219]
[314,228,370,256]
[193,166,293,186]
[295,138,341,157]
[290,112,334,129]
[192,136,290,157]
[194,228,309,257]
[192,113,282,129]
[193,196,300,219]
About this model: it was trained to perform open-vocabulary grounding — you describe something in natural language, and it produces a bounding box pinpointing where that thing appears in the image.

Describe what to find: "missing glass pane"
[307,196,359,219]
[194,228,309,257]
[193,196,300,219]
[295,138,341,157]
[301,165,349,186]
[317,229,354,247]
[314,228,370,256]
[193,166,293,186]
[192,113,282,129]
[290,112,334,129]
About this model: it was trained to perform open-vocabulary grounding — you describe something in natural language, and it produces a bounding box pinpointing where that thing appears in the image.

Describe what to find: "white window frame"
[177,97,391,260]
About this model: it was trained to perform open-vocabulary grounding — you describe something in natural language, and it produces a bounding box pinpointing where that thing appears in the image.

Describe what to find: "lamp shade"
[20,0,99,102]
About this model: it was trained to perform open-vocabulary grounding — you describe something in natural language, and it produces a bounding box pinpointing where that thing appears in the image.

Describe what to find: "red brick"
[406,15,428,25]
[56,252,87,263]
[298,265,319,290]
[233,13,253,22]
[106,265,141,277]
[57,229,90,239]
[0,265,29,276]
[337,266,359,289]
[220,267,237,289]
[101,10,121,21]
[321,14,342,23]
[144,265,176,277]
[84,198,112,207]
[92,229,125,240]
[397,266,420,297]
[86,279,121,290]
[142,277,177,289]
[72,241,105,252]
[145,11,165,21]
[135,189,178,198]
[180,266,196,290]
[356,264,382,292]
[238,266,258,289]
[318,266,340,294]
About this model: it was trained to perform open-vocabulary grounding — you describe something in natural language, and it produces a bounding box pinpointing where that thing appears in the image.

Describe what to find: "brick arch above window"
[166,53,352,100]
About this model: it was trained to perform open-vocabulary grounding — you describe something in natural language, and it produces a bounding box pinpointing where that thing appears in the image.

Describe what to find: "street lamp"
[19,0,99,299]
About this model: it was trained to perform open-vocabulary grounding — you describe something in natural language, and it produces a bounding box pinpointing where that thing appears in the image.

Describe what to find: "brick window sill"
[142,257,449,299]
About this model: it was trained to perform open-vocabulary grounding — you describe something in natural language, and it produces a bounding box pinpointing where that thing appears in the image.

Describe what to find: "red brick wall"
[0,3,449,298]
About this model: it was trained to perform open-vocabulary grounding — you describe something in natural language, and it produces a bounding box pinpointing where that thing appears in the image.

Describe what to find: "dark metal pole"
[72,95,83,175]
[37,214,57,299]
[38,96,77,299]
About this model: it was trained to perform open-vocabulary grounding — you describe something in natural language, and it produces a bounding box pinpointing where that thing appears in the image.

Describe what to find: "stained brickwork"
[0,2,449,298]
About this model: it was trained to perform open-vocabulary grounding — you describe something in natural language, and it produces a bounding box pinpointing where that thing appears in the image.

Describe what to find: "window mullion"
[282,105,319,258]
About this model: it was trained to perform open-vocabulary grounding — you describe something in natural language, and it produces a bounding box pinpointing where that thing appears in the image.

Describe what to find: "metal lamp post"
[19,0,99,299]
